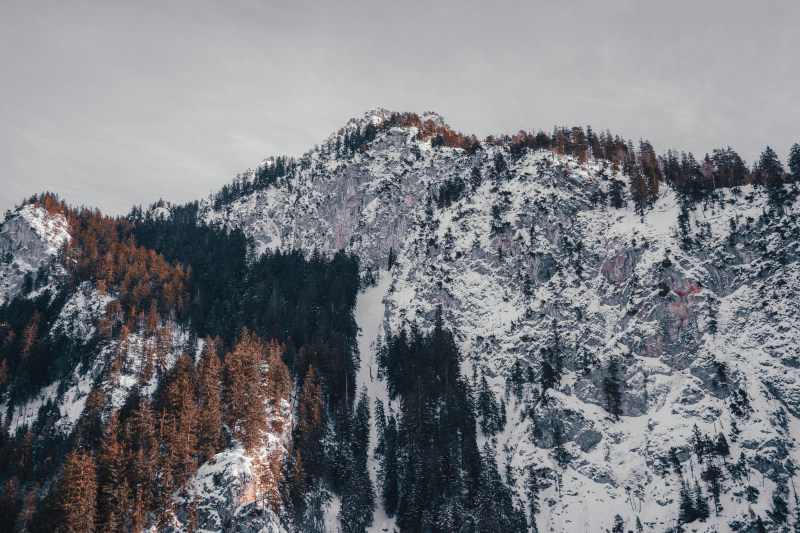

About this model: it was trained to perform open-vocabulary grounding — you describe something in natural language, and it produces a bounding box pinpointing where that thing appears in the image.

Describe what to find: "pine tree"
[57,449,97,533]
[339,458,376,533]
[20,312,40,359]
[78,387,106,448]
[374,399,386,458]
[552,422,569,468]
[254,447,283,513]
[0,479,18,532]
[185,493,199,533]
[163,354,200,481]
[224,328,268,451]
[612,514,624,533]
[693,480,710,522]
[295,365,325,480]
[526,465,540,524]
[756,146,785,186]
[265,341,292,406]
[630,169,648,217]
[713,433,730,458]
[678,482,695,524]
[603,356,622,420]
[97,413,127,532]
[610,179,625,209]
[509,360,524,398]
[353,387,371,463]
[127,397,157,519]
[478,374,501,435]
[381,410,399,517]
[470,166,482,191]
[770,480,790,524]
[14,486,36,533]
[197,337,224,462]
[789,143,800,180]
[639,140,661,205]
[691,424,706,463]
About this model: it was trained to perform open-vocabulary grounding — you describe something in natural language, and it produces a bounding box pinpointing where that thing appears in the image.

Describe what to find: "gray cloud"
[1,0,798,215]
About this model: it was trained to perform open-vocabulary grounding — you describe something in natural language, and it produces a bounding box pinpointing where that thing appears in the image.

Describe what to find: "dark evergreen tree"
[470,166,482,191]
[373,399,386,458]
[526,465,540,526]
[789,143,800,180]
[509,360,525,399]
[603,356,622,420]
[678,482,694,524]
[770,480,789,524]
[610,179,625,209]
[551,421,569,468]
[381,409,399,517]
[693,480,710,522]
[475,443,527,533]
[713,434,730,458]
[702,463,723,515]
[691,424,706,463]
[339,459,375,533]
[477,373,503,436]
[711,147,748,188]
[756,146,785,187]
[612,514,624,533]
[353,387,371,465]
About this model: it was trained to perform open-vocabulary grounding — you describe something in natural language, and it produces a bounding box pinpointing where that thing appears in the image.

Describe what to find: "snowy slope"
[205,109,800,532]
[354,274,395,533]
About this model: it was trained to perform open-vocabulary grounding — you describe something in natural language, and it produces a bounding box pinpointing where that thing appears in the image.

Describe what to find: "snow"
[354,273,395,533]
[49,282,113,342]
[0,205,69,304]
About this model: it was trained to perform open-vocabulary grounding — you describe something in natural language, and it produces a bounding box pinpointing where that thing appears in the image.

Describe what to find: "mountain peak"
[346,108,449,132]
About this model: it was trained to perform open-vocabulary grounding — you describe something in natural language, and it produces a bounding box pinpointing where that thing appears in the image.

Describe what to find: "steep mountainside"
[1,109,799,533]
[204,109,800,532]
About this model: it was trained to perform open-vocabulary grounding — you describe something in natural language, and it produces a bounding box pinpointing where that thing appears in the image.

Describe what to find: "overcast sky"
[1,0,798,216]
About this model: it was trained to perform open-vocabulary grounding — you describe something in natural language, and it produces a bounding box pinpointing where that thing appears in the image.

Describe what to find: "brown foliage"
[60,206,187,324]
[386,112,481,152]
[57,449,97,533]
[197,338,224,461]
[96,413,128,532]
[20,312,40,359]
[224,328,269,452]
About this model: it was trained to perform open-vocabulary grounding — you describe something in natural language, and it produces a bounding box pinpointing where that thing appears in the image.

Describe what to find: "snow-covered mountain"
[1,108,799,532]
[0,203,69,305]
[203,109,800,531]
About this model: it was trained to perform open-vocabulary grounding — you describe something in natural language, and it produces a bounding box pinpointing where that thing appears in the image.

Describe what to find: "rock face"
[182,445,288,533]
[205,109,800,531]
[0,204,69,304]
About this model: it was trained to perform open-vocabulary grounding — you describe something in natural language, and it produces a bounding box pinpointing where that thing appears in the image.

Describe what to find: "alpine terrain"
[2,108,800,533]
